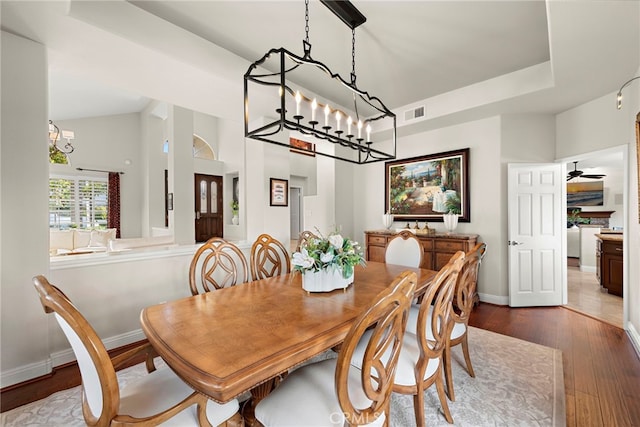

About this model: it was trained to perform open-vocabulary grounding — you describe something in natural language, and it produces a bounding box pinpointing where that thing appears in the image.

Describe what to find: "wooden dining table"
[140,261,436,425]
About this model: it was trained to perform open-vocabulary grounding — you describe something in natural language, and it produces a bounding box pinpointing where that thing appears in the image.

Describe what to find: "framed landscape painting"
[385,148,470,222]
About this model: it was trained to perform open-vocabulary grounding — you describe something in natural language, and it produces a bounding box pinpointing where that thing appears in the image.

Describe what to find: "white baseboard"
[579,265,596,273]
[0,329,146,388]
[478,292,509,306]
[626,322,640,359]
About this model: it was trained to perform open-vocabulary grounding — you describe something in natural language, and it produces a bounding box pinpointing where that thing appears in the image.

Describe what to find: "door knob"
[508,240,524,246]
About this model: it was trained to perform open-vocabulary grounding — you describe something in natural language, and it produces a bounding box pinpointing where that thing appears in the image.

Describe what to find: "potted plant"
[291,228,366,293]
[230,200,239,225]
[568,209,589,228]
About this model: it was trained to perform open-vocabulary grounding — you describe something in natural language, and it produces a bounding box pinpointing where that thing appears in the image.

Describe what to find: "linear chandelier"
[244,0,396,164]
[48,120,75,154]
[616,76,640,110]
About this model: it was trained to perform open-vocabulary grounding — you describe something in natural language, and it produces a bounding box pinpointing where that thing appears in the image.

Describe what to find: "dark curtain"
[108,172,121,238]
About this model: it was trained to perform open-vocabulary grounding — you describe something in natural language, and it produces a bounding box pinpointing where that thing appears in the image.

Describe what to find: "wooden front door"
[195,174,223,243]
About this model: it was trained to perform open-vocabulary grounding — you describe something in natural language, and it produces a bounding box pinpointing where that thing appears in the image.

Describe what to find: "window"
[49,175,108,229]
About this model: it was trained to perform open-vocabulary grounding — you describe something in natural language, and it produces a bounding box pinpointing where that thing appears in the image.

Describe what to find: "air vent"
[404,106,425,122]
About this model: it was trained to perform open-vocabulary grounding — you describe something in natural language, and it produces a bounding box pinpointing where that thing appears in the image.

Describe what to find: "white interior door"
[508,163,565,307]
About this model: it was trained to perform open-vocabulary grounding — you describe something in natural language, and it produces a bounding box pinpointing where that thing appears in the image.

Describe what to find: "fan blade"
[581,174,605,179]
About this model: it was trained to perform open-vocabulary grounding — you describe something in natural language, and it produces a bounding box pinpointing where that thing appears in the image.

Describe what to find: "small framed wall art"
[270,178,289,207]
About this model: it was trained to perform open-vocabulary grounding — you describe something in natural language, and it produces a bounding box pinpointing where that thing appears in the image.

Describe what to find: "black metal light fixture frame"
[243,0,396,165]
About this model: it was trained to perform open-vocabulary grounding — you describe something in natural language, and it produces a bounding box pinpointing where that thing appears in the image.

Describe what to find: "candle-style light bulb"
[357,120,363,139]
[347,116,352,135]
[366,123,372,142]
[324,104,330,126]
[335,111,342,131]
[311,98,318,122]
[295,91,302,116]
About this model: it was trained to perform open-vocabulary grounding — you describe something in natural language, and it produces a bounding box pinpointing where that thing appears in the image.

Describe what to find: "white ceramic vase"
[443,212,458,234]
[302,268,354,293]
[231,214,239,225]
[382,213,394,229]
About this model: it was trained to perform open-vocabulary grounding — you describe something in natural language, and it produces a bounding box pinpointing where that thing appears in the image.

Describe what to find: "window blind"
[49,175,108,229]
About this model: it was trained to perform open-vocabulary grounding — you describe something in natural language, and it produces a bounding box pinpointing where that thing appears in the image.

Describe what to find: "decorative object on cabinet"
[385,148,470,222]
[382,211,394,229]
[443,211,459,234]
[365,230,478,271]
[596,234,623,297]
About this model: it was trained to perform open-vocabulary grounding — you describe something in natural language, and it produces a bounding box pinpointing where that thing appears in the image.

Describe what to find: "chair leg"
[196,398,213,427]
[412,386,426,427]
[435,369,454,424]
[220,411,244,427]
[461,333,475,378]
[443,342,455,402]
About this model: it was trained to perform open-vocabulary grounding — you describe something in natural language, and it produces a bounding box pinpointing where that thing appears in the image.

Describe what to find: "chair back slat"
[415,251,465,359]
[335,271,417,426]
[295,230,318,253]
[250,234,291,280]
[452,242,487,324]
[189,238,249,295]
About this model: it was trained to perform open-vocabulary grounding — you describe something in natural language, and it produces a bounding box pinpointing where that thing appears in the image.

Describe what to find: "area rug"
[1,327,565,426]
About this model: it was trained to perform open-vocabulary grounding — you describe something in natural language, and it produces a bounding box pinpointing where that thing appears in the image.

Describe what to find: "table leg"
[241,378,278,427]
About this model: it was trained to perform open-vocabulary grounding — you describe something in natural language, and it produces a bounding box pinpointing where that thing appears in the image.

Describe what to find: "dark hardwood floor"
[2,304,640,427]
[469,304,640,427]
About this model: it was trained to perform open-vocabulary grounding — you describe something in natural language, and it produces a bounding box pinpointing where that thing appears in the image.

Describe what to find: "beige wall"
[1,32,52,384]
[556,88,640,346]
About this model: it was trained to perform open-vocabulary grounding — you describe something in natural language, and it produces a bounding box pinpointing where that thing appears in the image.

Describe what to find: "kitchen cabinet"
[596,234,623,297]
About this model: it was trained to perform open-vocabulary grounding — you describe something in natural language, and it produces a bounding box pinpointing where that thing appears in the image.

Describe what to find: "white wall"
[556,87,640,346]
[56,113,143,237]
[556,93,630,159]
[140,103,167,236]
[1,32,52,383]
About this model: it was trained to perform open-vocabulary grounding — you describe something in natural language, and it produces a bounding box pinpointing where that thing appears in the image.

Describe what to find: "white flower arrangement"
[292,229,366,278]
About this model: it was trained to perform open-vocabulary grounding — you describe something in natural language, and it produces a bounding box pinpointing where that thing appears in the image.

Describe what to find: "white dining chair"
[385,230,423,268]
[33,275,242,427]
[254,271,417,427]
[352,251,465,426]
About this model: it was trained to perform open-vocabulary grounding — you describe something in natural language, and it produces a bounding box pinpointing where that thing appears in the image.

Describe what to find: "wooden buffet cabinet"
[365,230,479,271]
[596,233,623,297]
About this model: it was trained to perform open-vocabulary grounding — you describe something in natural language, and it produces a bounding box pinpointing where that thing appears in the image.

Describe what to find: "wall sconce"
[616,76,640,109]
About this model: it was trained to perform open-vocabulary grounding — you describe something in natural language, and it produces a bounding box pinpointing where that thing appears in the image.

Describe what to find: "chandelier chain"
[304,0,310,44]
[351,28,356,80]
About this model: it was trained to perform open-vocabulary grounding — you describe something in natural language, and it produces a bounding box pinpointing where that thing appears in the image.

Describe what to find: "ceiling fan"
[567,161,605,181]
